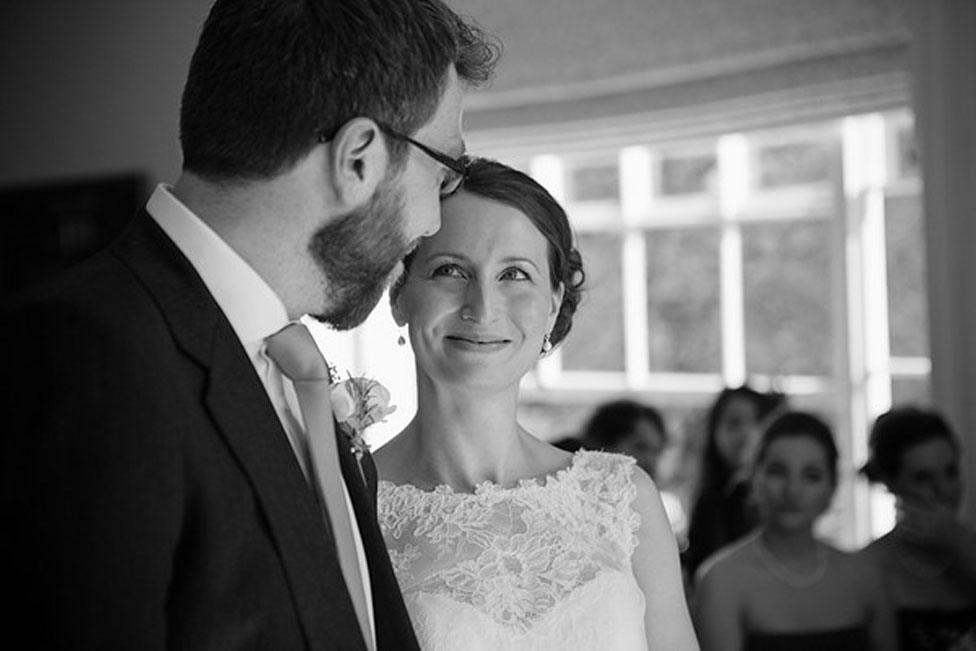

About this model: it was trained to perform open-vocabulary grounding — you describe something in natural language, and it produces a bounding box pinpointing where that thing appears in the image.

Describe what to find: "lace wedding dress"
[377,450,648,650]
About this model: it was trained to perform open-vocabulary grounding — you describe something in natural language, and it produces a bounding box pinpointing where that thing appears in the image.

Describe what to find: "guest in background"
[857,406,976,651]
[582,398,668,479]
[581,398,687,543]
[685,385,786,578]
[694,412,896,651]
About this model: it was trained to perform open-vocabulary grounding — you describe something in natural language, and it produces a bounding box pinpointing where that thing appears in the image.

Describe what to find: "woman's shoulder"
[571,450,654,502]
[572,448,638,474]
[697,535,757,578]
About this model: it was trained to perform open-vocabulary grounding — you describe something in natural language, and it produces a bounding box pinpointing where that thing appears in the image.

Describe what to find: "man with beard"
[1,1,497,649]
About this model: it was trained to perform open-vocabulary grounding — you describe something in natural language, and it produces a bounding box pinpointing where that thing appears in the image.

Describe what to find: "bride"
[374,158,698,650]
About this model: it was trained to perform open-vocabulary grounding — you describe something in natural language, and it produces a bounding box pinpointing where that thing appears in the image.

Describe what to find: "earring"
[397,329,406,346]
[541,333,552,354]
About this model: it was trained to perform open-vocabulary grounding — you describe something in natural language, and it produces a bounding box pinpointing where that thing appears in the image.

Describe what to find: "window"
[489,108,927,548]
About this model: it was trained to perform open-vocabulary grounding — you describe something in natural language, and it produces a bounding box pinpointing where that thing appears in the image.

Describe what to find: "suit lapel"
[335,433,420,650]
[112,213,367,650]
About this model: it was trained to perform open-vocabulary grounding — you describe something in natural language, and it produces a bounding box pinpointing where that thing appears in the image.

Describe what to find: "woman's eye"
[431,263,465,279]
[803,470,825,483]
[499,267,530,281]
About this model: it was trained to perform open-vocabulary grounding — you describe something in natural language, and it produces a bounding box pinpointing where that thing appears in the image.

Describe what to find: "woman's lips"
[445,335,510,351]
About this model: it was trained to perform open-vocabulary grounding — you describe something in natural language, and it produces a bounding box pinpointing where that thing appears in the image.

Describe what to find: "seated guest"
[694,412,896,651]
[581,398,687,543]
[685,385,786,578]
[582,398,668,479]
[858,406,976,651]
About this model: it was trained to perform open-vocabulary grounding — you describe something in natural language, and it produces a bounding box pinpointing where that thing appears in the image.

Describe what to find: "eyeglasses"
[378,124,470,198]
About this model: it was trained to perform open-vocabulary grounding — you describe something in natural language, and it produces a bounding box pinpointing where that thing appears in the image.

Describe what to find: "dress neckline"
[378,449,617,497]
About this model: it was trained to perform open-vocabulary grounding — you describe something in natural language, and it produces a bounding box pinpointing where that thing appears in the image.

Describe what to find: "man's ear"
[328,118,388,208]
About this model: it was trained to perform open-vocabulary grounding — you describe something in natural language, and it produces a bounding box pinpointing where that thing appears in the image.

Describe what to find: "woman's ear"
[547,282,565,334]
[327,118,388,209]
[390,284,407,327]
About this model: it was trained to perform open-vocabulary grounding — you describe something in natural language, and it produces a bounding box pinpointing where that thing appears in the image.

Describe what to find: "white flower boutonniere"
[330,375,396,464]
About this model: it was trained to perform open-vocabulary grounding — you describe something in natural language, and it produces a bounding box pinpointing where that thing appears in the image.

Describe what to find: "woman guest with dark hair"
[694,412,896,651]
[375,159,699,649]
[581,398,688,547]
[685,385,787,577]
[857,406,976,650]
[582,399,668,479]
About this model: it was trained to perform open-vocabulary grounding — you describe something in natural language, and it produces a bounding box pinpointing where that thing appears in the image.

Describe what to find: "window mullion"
[620,146,652,387]
[717,134,748,386]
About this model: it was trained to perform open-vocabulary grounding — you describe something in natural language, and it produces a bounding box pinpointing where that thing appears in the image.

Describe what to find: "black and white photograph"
[2,1,973,649]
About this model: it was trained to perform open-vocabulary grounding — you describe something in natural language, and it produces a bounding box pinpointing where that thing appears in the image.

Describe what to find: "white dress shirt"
[146,185,375,647]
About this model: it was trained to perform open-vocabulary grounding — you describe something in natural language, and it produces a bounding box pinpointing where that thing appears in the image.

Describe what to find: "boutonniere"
[330,375,396,465]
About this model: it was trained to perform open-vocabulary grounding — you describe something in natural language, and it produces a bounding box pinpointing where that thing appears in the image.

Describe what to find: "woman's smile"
[444,333,512,351]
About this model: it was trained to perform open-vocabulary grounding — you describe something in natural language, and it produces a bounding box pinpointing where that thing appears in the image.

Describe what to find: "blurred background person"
[684,385,787,578]
[858,406,976,651]
[693,411,895,651]
[582,398,668,479]
[581,398,688,545]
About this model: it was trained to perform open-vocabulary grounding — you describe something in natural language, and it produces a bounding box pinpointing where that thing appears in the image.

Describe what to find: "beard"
[307,175,410,330]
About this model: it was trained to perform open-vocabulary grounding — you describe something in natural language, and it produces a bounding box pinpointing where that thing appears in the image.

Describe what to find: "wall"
[1,0,910,188]
[0,0,208,189]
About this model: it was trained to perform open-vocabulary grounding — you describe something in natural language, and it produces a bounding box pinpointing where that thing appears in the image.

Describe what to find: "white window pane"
[885,195,929,358]
[757,141,832,188]
[562,233,625,371]
[645,227,722,373]
[742,219,833,376]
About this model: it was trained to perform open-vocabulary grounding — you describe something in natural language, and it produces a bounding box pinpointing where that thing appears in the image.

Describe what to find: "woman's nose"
[785,477,804,500]
[460,279,496,323]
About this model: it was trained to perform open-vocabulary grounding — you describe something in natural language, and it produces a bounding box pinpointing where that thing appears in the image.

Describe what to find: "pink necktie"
[265,323,372,649]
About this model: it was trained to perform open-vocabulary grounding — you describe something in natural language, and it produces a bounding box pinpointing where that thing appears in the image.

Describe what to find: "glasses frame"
[378,124,470,198]
[317,122,470,197]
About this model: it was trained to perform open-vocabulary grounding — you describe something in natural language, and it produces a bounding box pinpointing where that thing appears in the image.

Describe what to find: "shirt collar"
[146,183,289,349]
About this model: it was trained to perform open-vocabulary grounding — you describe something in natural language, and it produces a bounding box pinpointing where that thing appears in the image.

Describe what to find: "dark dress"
[897,607,976,651]
[744,627,869,651]
[685,479,757,577]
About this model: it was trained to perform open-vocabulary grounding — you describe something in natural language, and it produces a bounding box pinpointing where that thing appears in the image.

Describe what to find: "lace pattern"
[378,451,641,633]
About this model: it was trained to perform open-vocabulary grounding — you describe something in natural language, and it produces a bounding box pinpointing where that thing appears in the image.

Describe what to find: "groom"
[2,0,496,648]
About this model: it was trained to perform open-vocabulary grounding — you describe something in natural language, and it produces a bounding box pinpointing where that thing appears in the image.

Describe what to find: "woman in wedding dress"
[374,159,698,650]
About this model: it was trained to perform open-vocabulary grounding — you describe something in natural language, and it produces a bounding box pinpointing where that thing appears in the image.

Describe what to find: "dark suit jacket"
[1,212,419,650]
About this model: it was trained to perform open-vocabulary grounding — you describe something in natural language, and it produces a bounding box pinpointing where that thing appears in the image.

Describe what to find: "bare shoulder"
[696,535,756,591]
[628,462,661,504]
[619,462,671,532]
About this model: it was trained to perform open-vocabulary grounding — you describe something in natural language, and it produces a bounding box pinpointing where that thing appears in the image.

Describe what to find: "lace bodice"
[377,450,648,650]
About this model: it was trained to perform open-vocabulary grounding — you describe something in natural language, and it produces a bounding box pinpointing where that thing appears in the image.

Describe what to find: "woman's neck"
[754,527,828,588]
[396,377,548,491]
[759,525,821,559]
